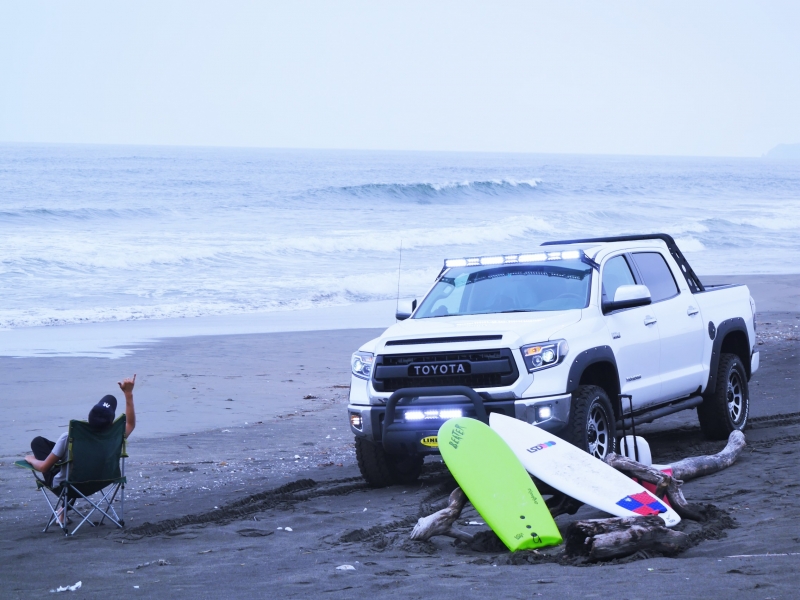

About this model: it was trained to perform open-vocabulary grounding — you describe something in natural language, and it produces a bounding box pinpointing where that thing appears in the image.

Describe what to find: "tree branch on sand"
[410,487,473,543]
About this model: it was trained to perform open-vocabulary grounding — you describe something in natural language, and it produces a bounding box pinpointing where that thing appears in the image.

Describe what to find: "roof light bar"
[444,249,589,269]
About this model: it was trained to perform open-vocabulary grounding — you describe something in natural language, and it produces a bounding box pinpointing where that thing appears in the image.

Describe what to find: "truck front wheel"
[564,385,616,460]
[354,437,424,487]
[698,353,750,440]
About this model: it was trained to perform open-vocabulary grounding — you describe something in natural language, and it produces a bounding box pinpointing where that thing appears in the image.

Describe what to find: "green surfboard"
[438,417,562,551]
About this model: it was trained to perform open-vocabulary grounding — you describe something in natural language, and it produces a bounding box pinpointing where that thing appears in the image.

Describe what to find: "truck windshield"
[414,261,592,318]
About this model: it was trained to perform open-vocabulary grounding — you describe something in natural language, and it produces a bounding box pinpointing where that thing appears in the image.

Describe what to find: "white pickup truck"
[347,234,759,487]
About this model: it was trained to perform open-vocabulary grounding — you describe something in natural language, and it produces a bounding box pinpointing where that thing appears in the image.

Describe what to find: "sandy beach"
[0,274,797,599]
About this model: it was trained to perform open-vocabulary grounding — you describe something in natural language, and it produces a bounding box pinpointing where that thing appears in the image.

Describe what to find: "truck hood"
[371,310,582,353]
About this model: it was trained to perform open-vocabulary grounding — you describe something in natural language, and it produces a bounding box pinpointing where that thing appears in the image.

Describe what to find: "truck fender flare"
[566,345,619,395]
[705,316,750,395]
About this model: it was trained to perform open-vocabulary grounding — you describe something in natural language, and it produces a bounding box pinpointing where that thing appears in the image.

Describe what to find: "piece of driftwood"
[565,515,691,560]
[410,487,473,543]
[667,430,746,481]
[605,430,746,521]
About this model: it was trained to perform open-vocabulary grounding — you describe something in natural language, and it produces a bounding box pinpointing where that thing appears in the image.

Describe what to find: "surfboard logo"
[616,492,667,515]
[526,441,556,454]
[420,436,438,447]
[449,423,466,449]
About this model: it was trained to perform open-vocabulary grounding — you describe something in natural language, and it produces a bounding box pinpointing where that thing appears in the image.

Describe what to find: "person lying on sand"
[24,375,137,500]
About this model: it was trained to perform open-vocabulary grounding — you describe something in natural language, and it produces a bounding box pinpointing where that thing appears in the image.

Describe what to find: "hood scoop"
[385,335,503,346]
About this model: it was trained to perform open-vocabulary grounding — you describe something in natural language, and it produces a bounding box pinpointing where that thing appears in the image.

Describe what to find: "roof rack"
[541,233,705,293]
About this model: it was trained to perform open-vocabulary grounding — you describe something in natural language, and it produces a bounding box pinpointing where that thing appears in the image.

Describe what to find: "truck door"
[601,254,662,409]
[630,251,705,401]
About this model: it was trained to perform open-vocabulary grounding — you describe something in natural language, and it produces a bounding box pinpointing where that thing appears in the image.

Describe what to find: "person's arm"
[25,452,60,473]
[118,374,136,438]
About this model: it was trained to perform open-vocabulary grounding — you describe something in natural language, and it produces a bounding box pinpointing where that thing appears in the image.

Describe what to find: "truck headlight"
[351,352,374,380]
[520,340,569,373]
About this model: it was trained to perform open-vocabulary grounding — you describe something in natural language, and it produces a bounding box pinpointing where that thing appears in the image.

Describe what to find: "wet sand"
[0,275,798,598]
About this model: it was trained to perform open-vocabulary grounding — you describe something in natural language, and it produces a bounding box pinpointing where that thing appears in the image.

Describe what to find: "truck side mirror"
[395,299,417,321]
[603,285,651,314]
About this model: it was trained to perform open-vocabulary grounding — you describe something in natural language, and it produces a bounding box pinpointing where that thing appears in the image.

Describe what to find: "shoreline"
[0,300,397,359]
[0,274,797,360]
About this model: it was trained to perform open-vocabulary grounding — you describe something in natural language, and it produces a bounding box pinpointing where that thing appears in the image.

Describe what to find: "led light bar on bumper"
[444,250,586,269]
[521,340,569,372]
[403,408,463,421]
[351,352,374,379]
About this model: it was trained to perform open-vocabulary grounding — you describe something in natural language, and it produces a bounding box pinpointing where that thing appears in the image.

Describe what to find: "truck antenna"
[396,240,403,316]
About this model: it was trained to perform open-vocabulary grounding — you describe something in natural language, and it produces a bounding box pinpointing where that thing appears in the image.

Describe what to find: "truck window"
[414,260,592,318]
[601,255,636,305]
[423,272,468,317]
[631,252,679,302]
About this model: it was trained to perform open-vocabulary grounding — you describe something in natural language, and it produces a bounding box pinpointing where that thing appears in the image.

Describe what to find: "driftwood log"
[666,430,746,481]
[604,430,746,522]
[565,515,691,560]
[410,430,745,546]
[409,487,473,543]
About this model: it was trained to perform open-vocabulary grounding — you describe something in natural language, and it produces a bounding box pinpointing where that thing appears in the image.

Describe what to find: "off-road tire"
[564,385,616,460]
[354,437,424,487]
[698,353,749,440]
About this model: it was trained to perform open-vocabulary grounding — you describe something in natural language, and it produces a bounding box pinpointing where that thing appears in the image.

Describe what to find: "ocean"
[1,144,798,331]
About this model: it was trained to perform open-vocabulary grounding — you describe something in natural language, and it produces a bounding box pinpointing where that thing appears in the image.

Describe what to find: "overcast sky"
[1,1,798,156]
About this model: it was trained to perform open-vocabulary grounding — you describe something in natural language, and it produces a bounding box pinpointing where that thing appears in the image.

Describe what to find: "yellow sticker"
[420,436,438,448]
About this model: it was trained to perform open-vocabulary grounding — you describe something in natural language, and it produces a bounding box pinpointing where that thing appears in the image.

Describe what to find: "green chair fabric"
[64,416,127,498]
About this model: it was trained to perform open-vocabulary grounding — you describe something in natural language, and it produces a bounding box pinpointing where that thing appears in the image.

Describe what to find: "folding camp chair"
[15,415,127,536]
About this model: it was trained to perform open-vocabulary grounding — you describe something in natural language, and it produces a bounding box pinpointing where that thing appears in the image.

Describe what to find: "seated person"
[25,375,137,491]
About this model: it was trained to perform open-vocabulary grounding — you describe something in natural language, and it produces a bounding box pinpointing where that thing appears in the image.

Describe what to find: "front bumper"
[348,391,571,455]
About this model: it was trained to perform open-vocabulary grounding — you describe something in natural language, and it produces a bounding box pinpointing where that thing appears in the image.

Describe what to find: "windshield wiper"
[497,309,537,313]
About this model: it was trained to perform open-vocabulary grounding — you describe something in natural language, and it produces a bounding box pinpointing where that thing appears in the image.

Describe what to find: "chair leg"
[68,485,124,535]
[41,488,68,533]
[98,485,122,526]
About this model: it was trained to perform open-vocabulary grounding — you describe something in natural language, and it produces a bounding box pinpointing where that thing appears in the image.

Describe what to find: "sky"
[1,1,798,157]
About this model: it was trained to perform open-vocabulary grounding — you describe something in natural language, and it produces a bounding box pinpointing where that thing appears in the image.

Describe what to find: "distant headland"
[764,143,800,159]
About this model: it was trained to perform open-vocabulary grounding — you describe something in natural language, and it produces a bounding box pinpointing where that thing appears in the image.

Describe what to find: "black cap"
[88,395,117,429]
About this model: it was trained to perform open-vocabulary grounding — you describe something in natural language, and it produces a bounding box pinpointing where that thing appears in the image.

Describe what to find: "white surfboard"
[489,413,681,527]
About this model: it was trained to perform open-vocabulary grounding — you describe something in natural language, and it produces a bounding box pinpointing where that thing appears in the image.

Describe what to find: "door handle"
[687,306,699,316]
[644,316,657,326]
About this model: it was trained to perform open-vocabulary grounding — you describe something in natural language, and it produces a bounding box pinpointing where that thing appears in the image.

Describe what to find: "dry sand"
[0,275,798,598]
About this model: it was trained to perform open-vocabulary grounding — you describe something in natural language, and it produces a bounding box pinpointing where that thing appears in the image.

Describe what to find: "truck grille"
[372,348,519,392]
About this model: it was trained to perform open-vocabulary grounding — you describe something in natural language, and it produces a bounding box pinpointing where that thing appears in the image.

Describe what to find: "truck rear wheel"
[698,353,750,440]
[354,437,424,487]
[564,385,616,460]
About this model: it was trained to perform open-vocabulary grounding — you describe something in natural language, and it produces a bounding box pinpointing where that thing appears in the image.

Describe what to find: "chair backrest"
[66,415,126,486]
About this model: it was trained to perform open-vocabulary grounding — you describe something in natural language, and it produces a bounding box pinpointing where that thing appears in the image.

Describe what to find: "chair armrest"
[14,460,36,471]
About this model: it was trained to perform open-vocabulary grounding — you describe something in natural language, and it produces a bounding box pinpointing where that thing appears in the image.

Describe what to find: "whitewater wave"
[0,266,440,329]
[315,178,542,202]
[0,206,163,221]
[0,214,556,271]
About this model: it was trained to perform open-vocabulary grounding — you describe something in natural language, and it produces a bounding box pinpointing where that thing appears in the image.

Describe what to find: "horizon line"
[2,139,797,160]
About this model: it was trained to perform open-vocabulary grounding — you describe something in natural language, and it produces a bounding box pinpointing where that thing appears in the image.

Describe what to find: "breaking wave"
[314,178,542,203]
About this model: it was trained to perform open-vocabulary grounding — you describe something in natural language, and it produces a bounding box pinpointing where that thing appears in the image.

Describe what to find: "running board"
[616,395,703,429]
